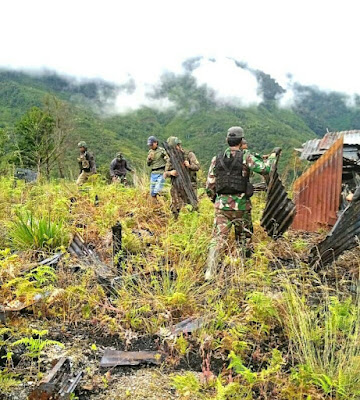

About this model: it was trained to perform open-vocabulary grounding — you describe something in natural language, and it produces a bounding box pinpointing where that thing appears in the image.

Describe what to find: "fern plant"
[11,329,64,372]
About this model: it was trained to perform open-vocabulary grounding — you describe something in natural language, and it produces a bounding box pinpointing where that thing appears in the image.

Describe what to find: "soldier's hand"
[112,176,118,183]
[272,147,282,156]
[170,170,178,177]
[184,160,190,168]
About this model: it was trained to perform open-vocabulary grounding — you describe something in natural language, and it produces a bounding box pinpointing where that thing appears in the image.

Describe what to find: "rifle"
[163,142,198,209]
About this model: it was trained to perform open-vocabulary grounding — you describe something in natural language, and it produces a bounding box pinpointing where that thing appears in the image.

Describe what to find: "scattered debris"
[68,232,119,296]
[68,233,97,260]
[28,357,83,400]
[163,142,198,210]
[172,317,204,335]
[39,252,64,267]
[261,154,296,238]
[100,349,162,367]
[310,196,360,267]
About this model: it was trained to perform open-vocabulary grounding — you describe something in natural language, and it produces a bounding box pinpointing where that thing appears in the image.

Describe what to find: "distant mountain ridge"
[0,67,359,177]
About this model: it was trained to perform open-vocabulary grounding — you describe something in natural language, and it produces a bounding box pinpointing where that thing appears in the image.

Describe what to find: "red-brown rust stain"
[292,136,343,232]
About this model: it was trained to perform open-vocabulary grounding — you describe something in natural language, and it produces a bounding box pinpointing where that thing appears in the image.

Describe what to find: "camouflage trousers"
[205,209,253,279]
[170,184,197,218]
[76,171,92,186]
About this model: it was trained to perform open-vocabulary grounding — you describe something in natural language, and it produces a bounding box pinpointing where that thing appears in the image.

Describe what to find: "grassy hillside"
[1,176,359,399]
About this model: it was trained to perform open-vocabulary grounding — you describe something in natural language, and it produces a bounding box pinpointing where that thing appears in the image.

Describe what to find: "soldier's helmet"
[167,136,182,147]
[116,152,123,159]
[227,126,244,140]
[147,136,158,146]
[77,141,87,149]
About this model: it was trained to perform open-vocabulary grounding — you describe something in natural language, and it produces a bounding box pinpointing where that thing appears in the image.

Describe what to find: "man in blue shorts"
[147,136,167,202]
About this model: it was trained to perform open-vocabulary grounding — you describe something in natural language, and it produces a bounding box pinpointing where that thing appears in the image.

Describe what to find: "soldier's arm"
[109,159,116,177]
[245,150,276,175]
[147,150,154,166]
[206,156,217,201]
[186,152,200,171]
[164,156,177,178]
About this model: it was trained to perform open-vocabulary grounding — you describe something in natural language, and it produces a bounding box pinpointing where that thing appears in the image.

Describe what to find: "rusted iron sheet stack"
[292,137,343,231]
[261,154,296,238]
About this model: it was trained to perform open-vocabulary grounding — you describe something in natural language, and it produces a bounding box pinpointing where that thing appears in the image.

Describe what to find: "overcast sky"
[1,0,359,108]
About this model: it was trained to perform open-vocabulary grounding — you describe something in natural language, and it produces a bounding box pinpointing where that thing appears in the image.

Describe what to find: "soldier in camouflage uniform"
[205,126,279,280]
[164,136,200,218]
[76,141,96,186]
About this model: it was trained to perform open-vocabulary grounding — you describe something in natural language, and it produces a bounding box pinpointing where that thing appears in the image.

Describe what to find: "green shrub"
[9,211,69,251]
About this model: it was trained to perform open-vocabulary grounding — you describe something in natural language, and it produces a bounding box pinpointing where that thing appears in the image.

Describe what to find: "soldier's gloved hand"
[272,147,282,156]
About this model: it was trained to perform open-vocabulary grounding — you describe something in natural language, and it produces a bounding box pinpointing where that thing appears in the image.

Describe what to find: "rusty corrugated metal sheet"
[309,194,360,267]
[100,350,162,367]
[260,154,296,238]
[292,136,343,231]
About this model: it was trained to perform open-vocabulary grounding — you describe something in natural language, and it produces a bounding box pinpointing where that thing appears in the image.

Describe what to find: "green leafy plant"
[171,372,202,397]
[9,211,68,251]
[12,329,64,372]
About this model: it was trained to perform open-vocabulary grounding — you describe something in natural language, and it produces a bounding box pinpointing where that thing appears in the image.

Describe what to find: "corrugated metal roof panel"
[298,130,360,160]
[310,196,360,266]
[344,131,360,145]
[261,154,296,237]
[292,137,343,231]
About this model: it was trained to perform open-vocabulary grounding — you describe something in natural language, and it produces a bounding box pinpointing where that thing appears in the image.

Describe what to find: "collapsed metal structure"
[292,129,360,265]
[310,195,360,266]
[261,154,296,238]
[29,358,82,400]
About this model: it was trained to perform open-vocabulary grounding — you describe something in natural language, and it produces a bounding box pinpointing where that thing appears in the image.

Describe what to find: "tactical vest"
[215,151,248,195]
[78,152,90,171]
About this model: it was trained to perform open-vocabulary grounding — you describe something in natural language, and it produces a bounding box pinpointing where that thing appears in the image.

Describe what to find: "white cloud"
[1,0,360,108]
[192,58,262,106]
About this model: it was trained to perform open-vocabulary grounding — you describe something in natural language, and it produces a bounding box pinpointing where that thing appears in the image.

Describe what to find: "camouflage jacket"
[147,147,167,171]
[78,151,96,173]
[165,149,200,186]
[206,148,275,211]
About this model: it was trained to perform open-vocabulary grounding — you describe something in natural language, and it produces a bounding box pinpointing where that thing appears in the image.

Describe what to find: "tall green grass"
[283,283,360,398]
[9,211,69,251]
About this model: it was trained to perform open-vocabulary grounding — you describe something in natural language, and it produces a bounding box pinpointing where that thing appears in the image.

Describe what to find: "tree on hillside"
[0,128,15,173]
[15,107,55,178]
[43,95,74,178]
